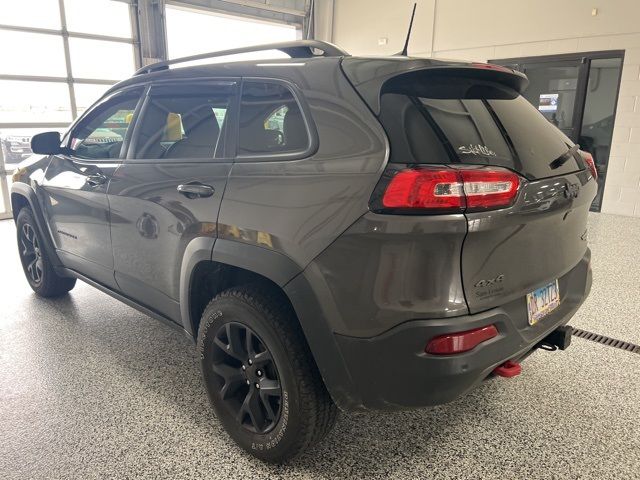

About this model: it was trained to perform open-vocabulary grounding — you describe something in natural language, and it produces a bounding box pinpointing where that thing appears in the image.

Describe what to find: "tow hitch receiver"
[493,360,522,378]
[538,326,573,351]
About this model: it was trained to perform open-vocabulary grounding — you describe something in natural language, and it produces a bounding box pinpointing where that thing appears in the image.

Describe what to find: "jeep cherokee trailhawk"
[12,40,595,462]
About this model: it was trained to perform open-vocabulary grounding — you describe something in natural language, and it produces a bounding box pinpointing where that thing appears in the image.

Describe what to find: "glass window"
[579,57,623,211]
[64,0,132,38]
[0,31,67,77]
[0,80,72,123]
[519,64,581,137]
[238,82,309,156]
[68,38,135,80]
[0,0,61,30]
[378,72,580,180]
[166,6,296,60]
[68,88,142,160]
[133,83,236,160]
[74,83,114,116]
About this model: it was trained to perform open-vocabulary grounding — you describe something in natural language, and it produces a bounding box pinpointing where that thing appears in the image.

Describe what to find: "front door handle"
[177,183,215,199]
[86,173,107,187]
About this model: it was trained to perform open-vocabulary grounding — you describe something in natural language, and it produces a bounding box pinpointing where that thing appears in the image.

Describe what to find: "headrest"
[183,109,220,144]
[163,112,183,142]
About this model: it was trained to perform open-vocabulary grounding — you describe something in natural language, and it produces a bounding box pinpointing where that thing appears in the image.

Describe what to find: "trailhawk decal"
[458,144,497,156]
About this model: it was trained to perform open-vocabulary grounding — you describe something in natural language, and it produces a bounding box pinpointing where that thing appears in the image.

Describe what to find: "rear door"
[376,69,597,314]
[107,80,237,321]
[41,86,143,288]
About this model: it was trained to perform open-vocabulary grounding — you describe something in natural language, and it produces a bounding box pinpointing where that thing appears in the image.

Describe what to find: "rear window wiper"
[549,144,579,170]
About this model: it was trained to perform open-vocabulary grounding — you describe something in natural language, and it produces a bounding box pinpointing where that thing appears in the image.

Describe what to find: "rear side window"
[379,74,581,179]
[238,81,309,156]
[133,82,236,160]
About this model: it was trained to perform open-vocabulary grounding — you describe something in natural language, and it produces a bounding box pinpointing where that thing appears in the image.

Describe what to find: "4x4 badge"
[475,274,505,288]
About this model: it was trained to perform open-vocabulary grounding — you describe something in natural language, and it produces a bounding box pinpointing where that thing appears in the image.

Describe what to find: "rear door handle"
[86,173,107,187]
[177,183,215,199]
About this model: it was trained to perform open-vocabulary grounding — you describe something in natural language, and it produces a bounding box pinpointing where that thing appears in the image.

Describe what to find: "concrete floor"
[0,214,639,480]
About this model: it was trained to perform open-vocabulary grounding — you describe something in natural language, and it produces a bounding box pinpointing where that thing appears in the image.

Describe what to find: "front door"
[41,86,143,288]
[107,80,237,321]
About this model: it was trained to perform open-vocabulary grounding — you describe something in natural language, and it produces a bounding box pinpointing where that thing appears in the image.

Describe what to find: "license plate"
[526,280,560,325]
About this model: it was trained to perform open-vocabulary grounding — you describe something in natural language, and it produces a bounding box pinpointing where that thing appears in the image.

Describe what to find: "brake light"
[382,169,464,210]
[379,166,520,213]
[579,150,597,180]
[425,325,498,355]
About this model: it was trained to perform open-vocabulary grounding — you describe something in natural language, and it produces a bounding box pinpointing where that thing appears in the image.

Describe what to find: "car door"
[41,86,144,288]
[107,80,237,322]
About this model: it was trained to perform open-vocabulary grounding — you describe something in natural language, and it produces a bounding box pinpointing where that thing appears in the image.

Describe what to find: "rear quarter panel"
[217,59,388,269]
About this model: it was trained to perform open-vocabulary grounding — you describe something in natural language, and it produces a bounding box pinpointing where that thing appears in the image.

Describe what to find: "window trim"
[234,77,318,163]
[62,84,147,163]
[125,78,240,164]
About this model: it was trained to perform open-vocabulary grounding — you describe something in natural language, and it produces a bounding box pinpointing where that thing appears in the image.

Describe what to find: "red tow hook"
[493,360,522,378]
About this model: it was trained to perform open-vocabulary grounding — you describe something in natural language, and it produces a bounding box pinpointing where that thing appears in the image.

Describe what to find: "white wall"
[330,0,640,217]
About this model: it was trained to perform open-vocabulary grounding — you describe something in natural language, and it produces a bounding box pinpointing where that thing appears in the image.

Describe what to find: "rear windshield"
[379,76,581,179]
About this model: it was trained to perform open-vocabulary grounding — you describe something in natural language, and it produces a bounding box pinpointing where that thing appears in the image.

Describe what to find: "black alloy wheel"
[210,321,282,434]
[15,207,76,297]
[198,286,338,462]
[19,223,44,285]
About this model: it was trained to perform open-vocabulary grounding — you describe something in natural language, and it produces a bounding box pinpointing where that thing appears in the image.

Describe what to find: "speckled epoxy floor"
[0,214,639,480]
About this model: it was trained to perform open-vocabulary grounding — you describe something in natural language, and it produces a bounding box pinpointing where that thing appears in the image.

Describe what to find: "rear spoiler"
[341,57,529,115]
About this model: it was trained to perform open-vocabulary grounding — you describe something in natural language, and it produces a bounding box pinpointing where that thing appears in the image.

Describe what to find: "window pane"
[166,6,296,60]
[134,84,236,160]
[0,80,72,123]
[238,82,309,155]
[69,88,142,160]
[0,127,67,169]
[579,57,623,211]
[1,0,61,29]
[68,38,134,80]
[64,0,132,38]
[0,30,67,77]
[74,83,114,116]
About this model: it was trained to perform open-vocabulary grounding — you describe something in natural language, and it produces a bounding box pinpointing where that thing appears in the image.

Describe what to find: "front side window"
[238,82,309,156]
[133,83,235,160]
[67,87,142,160]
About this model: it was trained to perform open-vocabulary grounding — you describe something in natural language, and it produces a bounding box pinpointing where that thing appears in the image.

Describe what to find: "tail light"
[579,150,598,180]
[425,325,498,355]
[373,165,521,214]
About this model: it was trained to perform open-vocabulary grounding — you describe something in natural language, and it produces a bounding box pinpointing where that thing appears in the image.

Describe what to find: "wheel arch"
[180,237,361,410]
[11,183,62,267]
[180,238,301,338]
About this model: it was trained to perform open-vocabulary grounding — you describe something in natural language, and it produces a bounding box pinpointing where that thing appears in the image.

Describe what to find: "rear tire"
[16,207,76,297]
[197,285,337,463]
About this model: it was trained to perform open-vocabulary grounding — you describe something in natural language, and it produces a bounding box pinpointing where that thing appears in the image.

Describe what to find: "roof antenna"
[397,3,417,56]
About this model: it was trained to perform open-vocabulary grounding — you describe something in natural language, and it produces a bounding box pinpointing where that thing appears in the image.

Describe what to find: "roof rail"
[134,40,349,75]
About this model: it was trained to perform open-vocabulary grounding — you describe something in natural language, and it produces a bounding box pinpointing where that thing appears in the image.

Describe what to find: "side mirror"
[31,131,63,155]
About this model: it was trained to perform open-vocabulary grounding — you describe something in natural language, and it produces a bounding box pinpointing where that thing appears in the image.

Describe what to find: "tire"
[16,207,76,297]
[197,285,338,463]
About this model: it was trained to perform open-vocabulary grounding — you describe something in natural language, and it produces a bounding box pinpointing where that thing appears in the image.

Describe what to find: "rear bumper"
[332,249,592,410]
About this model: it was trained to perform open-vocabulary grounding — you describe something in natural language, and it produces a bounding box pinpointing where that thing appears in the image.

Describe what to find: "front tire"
[197,286,337,463]
[16,207,76,297]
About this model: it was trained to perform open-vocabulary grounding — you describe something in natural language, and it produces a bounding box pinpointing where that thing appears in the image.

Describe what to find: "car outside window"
[67,88,142,160]
[238,81,309,156]
[132,83,235,160]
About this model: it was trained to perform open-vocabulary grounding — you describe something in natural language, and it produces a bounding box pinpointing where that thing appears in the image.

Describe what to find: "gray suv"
[11,40,595,463]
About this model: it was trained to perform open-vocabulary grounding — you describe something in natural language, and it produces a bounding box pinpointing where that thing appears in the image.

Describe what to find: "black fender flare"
[178,237,359,409]
[11,182,63,267]
[178,238,301,337]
